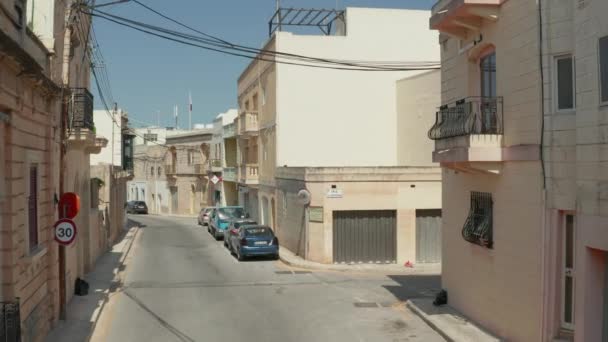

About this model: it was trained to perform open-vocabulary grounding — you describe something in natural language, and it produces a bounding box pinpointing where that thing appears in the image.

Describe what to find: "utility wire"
[85,10,437,71]
[126,0,438,68]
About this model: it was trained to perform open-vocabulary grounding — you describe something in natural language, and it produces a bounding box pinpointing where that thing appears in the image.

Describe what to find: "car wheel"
[272,254,280,261]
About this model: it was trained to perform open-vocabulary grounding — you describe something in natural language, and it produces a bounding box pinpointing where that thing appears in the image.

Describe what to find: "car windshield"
[218,207,245,220]
[244,227,273,238]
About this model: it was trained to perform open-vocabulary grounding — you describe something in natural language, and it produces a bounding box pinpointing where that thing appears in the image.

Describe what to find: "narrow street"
[92,215,444,342]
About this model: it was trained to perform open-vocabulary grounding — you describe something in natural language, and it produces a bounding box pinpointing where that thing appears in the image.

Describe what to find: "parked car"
[126,201,148,214]
[223,219,258,248]
[208,206,248,240]
[197,207,214,226]
[227,225,279,261]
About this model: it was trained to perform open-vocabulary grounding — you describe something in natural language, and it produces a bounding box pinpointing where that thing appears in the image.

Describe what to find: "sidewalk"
[279,247,441,274]
[45,222,140,342]
[406,298,500,342]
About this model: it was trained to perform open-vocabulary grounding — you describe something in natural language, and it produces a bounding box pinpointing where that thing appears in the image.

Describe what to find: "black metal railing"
[0,299,21,342]
[69,88,94,130]
[428,97,503,140]
[462,192,493,248]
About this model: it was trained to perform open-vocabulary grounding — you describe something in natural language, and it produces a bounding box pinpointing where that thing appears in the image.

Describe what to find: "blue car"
[227,225,279,261]
[223,219,258,248]
[208,206,248,240]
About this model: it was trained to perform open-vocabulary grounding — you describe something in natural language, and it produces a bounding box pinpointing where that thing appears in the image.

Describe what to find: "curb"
[405,300,453,342]
[279,252,441,274]
[84,225,141,342]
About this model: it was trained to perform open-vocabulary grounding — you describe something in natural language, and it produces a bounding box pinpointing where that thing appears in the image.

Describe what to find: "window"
[480,52,496,97]
[555,55,575,110]
[462,192,493,248]
[150,166,154,176]
[562,214,575,330]
[261,86,266,106]
[252,93,259,111]
[187,150,194,165]
[28,165,38,252]
[157,166,162,176]
[600,36,608,104]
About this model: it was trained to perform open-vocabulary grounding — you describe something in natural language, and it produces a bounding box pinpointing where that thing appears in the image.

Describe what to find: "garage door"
[416,209,442,263]
[333,210,396,264]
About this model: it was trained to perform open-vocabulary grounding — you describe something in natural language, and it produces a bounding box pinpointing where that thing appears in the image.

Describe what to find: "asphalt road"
[93,215,444,342]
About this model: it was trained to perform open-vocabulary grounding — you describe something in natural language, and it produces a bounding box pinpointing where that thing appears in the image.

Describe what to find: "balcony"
[223,167,237,182]
[209,159,223,172]
[238,111,259,135]
[67,88,96,148]
[430,0,505,38]
[239,164,259,185]
[223,123,236,138]
[164,164,176,177]
[428,97,538,174]
[69,88,94,130]
[193,163,206,174]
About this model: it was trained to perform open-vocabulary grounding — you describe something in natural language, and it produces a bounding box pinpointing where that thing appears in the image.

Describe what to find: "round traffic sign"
[54,219,77,245]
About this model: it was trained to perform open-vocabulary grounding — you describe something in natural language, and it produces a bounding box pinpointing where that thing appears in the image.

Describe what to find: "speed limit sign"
[54,219,77,245]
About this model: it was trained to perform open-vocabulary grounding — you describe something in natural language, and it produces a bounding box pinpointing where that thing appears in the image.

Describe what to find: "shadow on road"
[382,275,441,302]
[45,225,139,342]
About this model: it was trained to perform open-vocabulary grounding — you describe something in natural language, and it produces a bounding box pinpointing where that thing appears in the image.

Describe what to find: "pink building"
[430,0,608,340]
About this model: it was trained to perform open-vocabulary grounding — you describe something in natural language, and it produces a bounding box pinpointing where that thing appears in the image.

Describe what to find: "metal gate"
[416,209,442,263]
[333,210,396,264]
[0,300,21,342]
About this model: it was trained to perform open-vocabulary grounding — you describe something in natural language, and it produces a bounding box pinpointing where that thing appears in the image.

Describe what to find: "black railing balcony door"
[428,96,503,140]
[69,88,94,130]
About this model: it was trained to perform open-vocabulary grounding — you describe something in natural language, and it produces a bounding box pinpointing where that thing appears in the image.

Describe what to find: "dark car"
[223,219,258,248]
[208,206,248,240]
[197,207,214,226]
[127,201,148,214]
[227,225,279,261]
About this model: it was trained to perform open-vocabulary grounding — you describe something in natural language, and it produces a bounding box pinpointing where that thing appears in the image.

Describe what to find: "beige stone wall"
[0,59,60,341]
[275,167,441,264]
[435,0,547,340]
[442,163,543,342]
[396,70,440,166]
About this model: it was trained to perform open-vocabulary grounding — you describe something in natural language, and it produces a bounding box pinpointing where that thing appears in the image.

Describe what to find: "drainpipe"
[537,0,549,340]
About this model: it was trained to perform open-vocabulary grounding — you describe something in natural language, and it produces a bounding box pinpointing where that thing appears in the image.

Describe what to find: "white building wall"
[91,109,123,166]
[275,8,439,167]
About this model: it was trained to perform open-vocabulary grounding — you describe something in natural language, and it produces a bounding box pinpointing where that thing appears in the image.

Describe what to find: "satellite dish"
[297,189,311,205]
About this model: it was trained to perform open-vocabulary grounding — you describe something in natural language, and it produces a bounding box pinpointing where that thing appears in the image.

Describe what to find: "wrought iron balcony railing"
[428,97,503,140]
[462,191,493,248]
[69,88,94,130]
[223,167,237,182]
[0,299,21,342]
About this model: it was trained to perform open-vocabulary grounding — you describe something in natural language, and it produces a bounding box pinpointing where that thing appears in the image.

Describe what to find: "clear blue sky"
[93,0,436,128]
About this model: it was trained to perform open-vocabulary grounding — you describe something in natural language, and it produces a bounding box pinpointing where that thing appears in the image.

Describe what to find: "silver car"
[197,207,214,226]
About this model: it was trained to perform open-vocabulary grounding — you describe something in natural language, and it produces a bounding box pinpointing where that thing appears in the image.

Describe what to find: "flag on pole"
[189,91,193,113]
